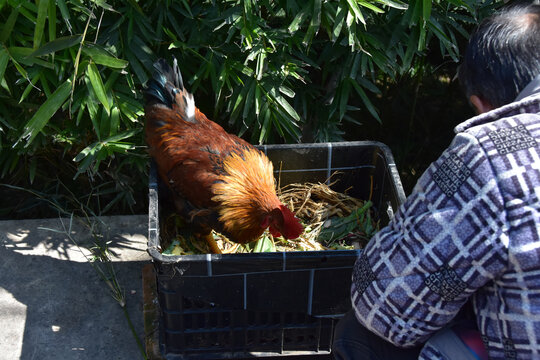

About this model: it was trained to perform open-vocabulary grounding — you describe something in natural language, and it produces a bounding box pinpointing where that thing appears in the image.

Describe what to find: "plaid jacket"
[352,92,540,359]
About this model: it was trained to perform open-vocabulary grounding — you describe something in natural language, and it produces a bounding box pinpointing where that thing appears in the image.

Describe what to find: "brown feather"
[144,58,302,246]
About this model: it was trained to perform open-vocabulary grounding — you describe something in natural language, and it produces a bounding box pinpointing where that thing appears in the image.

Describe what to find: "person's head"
[458,2,540,113]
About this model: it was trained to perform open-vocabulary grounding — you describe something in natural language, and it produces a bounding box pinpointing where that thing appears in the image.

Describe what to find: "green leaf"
[288,2,310,34]
[346,0,365,25]
[31,35,82,57]
[0,48,8,83]
[255,51,266,80]
[356,77,380,94]
[422,0,432,22]
[29,157,37,184]
[73,129,138,164]
[10,56,29,81]
[15,79,71,147]
[339,80,351,120]
[351,80,381,123]
[93,0,114,11]
[87,62,111,114]
[332,3,347,41]
[303,0,322,47]
[230,81,250,123]
[19,73,40,103]
[270,88,300,122]
[253,234,275,253]
[358,1,384,14]
[103,128,139,144]
[258,102,271,144]
[83,44,128,69]
[109,106,120,136]
[48,0,56,42]
[279,85,295,98]
[408,0,422,26]
[125,49,148,84]
[255,83,261,115]
[56,0,72,34]
[418,24,426,51]
[243,81,255,120]
[373,0,408,10]
[73,141,103,164]
[0,7,19,43]
[10,46,54,68]
[34,0,49,49]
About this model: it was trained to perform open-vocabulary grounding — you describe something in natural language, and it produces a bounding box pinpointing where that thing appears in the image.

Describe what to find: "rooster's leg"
[202,233,222,254]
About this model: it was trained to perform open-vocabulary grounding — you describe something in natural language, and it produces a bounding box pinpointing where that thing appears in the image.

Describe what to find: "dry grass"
[161,180,378,255]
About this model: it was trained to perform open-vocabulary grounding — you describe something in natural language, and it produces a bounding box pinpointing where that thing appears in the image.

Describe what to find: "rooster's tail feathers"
[144,58,196,123]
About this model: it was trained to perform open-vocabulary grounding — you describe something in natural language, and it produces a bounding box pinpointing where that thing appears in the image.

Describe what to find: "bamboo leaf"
[73,141,103,163]
[303,0,322,47]
[109,106,120,136]
[31,35,82,57]
[57,0,72,34]
[103,129,139,143]
[270,89,300,122]
[19,73,40,103]
[0,48,8,83]
[409,0,422,26]
[0,7,19,43]
[255,83,261,115]
[87,62,111,114]
[34,0,50,49]
[351,80,381,123]
[332,3,347,42]
[279,85,295,98]
[29,158,37,184]
[243,81,255,120]
[230,81,251,122]
[288,2,310,34]
[418,24,426,51]
[83,44,129,69]
[48,0,56,42]
[15,79,72,147]
[258,102,271,144]
[358,1,384,14]
[346,0,365,25]
[339,80,351,120]
[74,129,139,169]
[422,0,432,22]
[373,0,408,10]
[125,50,147,84]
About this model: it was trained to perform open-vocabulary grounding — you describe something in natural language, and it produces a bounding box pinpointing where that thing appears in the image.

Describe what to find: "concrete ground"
[0,215,334,360]
[0,215,151,360]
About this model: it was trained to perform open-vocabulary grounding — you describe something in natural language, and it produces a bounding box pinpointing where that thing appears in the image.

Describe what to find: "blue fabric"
[351,91,540,359]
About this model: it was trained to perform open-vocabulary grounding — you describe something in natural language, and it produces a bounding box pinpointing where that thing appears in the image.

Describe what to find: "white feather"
[186,92,195,119]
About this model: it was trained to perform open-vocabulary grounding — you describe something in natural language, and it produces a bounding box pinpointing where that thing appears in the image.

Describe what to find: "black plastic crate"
[147,141,405,359]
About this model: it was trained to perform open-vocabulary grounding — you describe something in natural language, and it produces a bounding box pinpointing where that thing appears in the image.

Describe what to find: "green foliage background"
[0,0,502,218]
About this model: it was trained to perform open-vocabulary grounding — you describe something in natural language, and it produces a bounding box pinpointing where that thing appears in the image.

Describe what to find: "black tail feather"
[144,58,184,108]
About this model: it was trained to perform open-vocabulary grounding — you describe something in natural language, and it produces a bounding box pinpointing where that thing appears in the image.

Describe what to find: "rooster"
[144,58,303,253]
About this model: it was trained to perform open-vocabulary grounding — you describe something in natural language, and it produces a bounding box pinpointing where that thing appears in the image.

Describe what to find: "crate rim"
[147,140,405,264]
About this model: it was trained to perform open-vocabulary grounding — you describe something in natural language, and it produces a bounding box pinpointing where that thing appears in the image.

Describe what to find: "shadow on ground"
[0,215,150,360]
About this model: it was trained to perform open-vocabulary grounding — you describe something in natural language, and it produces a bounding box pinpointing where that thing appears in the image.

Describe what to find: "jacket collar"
[515,73,540,102]
[455,74,540,133]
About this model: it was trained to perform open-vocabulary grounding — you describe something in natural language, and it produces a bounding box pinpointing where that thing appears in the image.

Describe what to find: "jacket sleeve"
[351,132,509,347]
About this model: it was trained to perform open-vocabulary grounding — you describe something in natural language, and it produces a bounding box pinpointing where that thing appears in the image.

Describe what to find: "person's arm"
[352,132,508,347]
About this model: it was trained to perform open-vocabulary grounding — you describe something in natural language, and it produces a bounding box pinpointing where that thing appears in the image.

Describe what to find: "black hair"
[458,2,540,108]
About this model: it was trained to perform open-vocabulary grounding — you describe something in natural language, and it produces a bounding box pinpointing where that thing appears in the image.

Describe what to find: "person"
[332,2,540,359]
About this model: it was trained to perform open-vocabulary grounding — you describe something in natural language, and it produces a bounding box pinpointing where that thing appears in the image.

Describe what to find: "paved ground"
[0,215,334,360]
[0,215,151,360]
